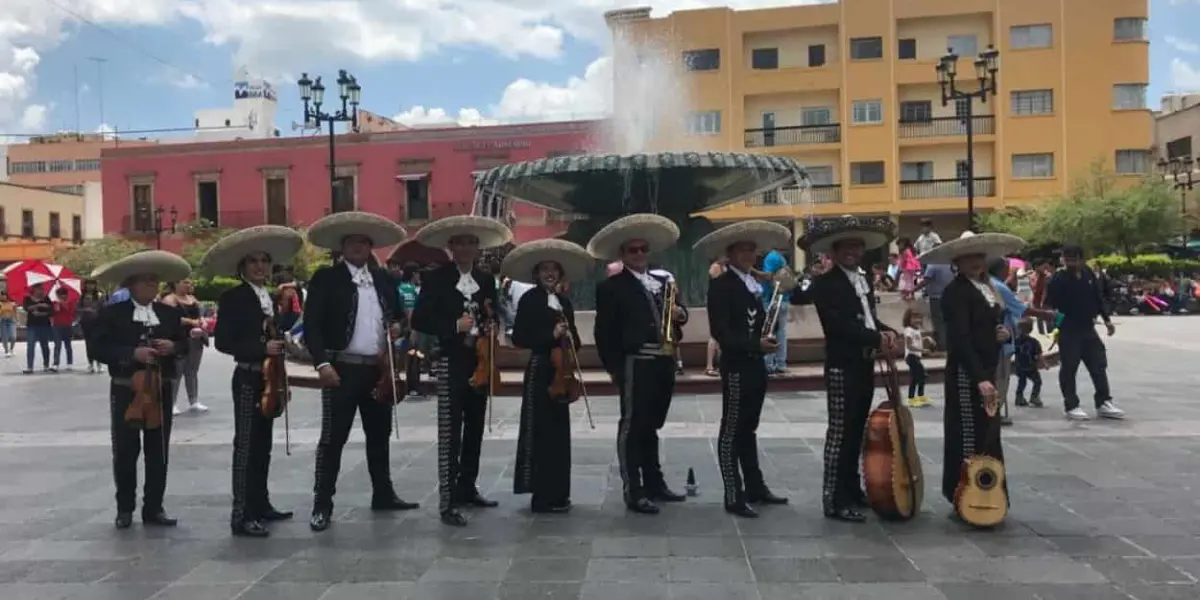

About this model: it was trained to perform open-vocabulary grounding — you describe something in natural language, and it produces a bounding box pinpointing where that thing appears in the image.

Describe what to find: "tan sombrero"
[198,225,304,277]
[693,220,792,260]
[307,211,408,250]
[91,250,191,285]
[802,215,896,255]
[586,214,680,261]
[501,239,594,283]
[415,215,512,249]
[918,231,1026,264]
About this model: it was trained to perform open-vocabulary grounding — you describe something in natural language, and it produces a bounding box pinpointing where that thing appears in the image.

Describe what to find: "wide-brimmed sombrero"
[801,215,896,255]
[199,225,305,277]
[586,214,680,261]
[693,220,792,260]
[91,250,191,285]
[415,215,512,250]
[501,239,594,283]
[918,231,1026,265]
[307,211,408,250]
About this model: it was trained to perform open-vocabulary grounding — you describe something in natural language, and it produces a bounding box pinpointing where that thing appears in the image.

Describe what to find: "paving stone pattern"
[0,317,1196,599]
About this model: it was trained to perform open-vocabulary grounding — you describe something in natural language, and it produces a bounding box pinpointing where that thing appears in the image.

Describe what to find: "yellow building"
[605,0,1152,235]
[0,183,86,264]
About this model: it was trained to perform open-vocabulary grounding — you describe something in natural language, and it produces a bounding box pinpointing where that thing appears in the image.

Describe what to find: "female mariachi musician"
[505,239,593,514]
[202,225,306,538]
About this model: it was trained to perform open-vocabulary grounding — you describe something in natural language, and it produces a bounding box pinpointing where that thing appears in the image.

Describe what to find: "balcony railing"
[121,215,157,235]
[897,115,995,139]
[185,211,268,229]
[748,184,843,206]
[744,124,841,148]
[900,177,996,200]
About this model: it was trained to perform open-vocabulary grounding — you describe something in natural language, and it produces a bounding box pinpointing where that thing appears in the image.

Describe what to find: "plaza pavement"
[0,316,1196,599]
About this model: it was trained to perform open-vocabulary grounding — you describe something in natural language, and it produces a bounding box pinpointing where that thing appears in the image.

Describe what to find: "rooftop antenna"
[73,64,81,135]
[88,57,108,134]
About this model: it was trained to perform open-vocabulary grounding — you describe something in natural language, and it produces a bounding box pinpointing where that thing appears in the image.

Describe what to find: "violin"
[548,313,581,403]
[261,316,292,454]
[127,332,165,431]
[467,299,501,395]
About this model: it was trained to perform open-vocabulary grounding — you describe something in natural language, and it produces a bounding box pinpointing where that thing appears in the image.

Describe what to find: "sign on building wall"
[235,79,277,101]
[453,140,531,152]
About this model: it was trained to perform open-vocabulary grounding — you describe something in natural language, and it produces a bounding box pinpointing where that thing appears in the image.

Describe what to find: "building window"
[683,49,720,71]
[851,100,883,124]
[48,212,60,239]
[21,210,34,238]
[801,107,833,125]
[0,207,5,236]
[406,178,431,220]
[686,111,721,135]
[850,37,883,60]
[1011,90,1053,115]
[197,180,220,226]
[333,176,356,212]
[132,183,154,232]
[1012,153,1054,178]
[265,177,288,225]
[899,101,932,122]
[74,159,100,171]
[9,161,46,174]
[850,161,885,185]
[897,38,916,60]
[751,48,778,70]
[71,215,82,243]
[1010,24,1052,49]
[901,161,934,181]
[1166,136,1192,160]
[47,185,84,195]
[1113,84,1147,110]
[806,166,834,186]
[47,160,73,173]
[947,34,978,57]
[1113,18,1147,41]
[1115,150,1151,174]
[808,44,826,67]
[224,119,231,127]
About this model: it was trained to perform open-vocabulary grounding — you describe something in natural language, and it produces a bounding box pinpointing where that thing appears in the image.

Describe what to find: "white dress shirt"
[248,282,274,316]
[839,264,876,331]
[344,262,384,356]
[728,265,763,296]
[131,300,159,327]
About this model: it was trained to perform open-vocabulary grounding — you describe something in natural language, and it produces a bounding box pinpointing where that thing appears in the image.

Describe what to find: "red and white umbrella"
[5,261,82,303]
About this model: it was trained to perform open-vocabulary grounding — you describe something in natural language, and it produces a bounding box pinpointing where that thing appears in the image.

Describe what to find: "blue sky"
[1,0,1195,139]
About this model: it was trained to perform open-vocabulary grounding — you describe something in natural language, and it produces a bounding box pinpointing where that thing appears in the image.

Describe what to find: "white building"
[192,67,280,142]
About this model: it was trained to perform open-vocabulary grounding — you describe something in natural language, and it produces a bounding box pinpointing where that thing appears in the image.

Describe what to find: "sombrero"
[414,215,512,250]
[692,220,792,260]
[307,211,408,250]
[586,214,680,261]
[198,225,305,277]
[501,239,594,283]
[91,250,191,286]
[918,231,1026,265]
[801,215,895,255]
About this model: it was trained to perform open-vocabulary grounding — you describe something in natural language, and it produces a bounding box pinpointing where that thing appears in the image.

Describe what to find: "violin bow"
[386,319,400,440]
[279,319,293,456]
[563,312,595,429]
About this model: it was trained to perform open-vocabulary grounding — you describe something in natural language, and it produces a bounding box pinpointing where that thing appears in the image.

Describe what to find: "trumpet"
[661,279,678,354]
[762,267,799,341]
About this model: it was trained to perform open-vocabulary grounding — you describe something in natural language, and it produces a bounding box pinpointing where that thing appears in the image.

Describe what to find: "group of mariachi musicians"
[86,208,1023,535]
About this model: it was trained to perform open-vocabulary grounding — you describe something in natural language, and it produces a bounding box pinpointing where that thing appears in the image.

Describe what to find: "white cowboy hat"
[414,215,513,250]
[692,220,792,260]
[198,225,305,277]
[802,215,896,255]
[306,211,408,250]
[501,238,594,283]
[918,231,1026,265]
[586,214,680,261]
[91,250,191,285]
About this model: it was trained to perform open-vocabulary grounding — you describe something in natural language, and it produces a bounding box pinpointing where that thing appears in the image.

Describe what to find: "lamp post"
[936,45,999,232]
[140,205,177,249]
[297,70,361,214]
[1158,156,1199,247]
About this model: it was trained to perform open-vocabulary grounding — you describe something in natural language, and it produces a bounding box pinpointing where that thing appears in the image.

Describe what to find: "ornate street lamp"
[936,45,999,232]
[139,205,178,249]
[1158,156,1200,247]
[298,70,361,214]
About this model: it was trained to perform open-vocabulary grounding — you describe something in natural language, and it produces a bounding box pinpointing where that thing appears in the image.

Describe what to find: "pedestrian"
[987,257,1056,421]
[1013,319,1043,407]
[1044,245,1124,420]
[21,283,53,374]
[0,290,17,357]
[160,280,209,415]
[902,308,931,407]
[50,287,76,371]
[914,218,942,255]
[77,282,104,373]
[917,257,955,351]
[760,245,792,375]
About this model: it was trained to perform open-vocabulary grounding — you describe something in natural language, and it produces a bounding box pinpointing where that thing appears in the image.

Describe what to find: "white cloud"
[19,103,47,130]
[1171,58,1200,91]
[1166,35,1200,54]
[168,73,208,89]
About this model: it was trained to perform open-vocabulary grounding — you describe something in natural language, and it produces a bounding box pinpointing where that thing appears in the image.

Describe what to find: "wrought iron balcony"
[184,210,269,229]
[897,115,995,139]
[748,184,843,206]
[121,215,157,235]
[744,124,841,148]
[900,177,996,200]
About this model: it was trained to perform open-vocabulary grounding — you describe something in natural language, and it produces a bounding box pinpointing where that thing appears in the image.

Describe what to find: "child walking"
[902,308,932,407]
[1013,318,1044,407]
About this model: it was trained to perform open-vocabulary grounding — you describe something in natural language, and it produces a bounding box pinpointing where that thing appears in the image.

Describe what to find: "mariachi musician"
[412,215,514,527]
[504,239,593,514]
[89,250,193,529]
[695,221,793,518]
[590,214,689,515]
[202,225,305,537]
[303,212,418,532]
[803,216,900,522]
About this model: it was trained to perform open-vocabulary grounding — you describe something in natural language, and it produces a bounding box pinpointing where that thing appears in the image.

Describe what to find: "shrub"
[1091,253,1200,278]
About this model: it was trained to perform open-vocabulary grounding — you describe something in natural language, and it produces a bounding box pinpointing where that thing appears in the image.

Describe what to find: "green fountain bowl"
[476,151,806,215]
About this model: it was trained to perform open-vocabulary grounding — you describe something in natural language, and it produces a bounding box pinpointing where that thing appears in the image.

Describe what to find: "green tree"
[53,236,150,278]
[179,222,238,277]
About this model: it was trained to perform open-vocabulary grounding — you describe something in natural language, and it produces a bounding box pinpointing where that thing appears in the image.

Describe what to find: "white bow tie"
[250,283,274,315]
[132,302,159,327]
[456,271,480,298]
[349,265,373,288]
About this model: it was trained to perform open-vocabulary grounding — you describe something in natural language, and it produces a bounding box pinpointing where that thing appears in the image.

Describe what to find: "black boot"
[142,510,178,527]
[114,512,133,529]
[440,509,468,527]
[823,504,867,523]
[626,498,660,515]
[724,502,759,518]
[232,520,269,538]
[309,509,331,532]
[746,487,789,505]
[455,489,498,508]
[371,492,420,511]
[260,506,294,521]
[647,484,686,503]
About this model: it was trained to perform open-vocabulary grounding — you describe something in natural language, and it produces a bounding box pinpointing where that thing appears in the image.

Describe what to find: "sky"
[0,0,1196,140]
